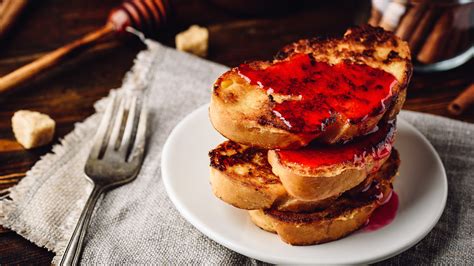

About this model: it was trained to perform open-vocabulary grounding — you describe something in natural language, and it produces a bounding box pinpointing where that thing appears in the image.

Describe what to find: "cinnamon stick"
[408,7,438,54]
[448,84,474,116]
[0,0,28,39]
[417,10,453,64]
[395,3,427,41]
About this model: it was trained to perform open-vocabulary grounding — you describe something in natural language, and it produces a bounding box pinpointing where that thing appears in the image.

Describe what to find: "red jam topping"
[237,54,398,133]
[276,121,395,168]
[364,191,399,231]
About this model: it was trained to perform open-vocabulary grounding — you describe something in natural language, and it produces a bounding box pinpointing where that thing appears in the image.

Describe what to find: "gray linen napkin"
[379,111,474,265]
[0,41,472,264]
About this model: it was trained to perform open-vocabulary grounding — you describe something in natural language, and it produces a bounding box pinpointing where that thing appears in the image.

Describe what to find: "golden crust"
[268,121,396,201]
[249,150,400,245]
[209,141,335,211]
[210,25,411,149]
[209,140,392,211]
[268,151,384,201]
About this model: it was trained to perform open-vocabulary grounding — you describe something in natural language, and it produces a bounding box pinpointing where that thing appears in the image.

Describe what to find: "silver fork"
[60,92,148,266]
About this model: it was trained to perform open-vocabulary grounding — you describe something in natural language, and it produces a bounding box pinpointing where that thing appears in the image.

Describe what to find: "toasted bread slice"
[249,150,400,245]
[209,136,384,212]
[209,141,331,212]
[210,25,411,149]
[268,121,395,201]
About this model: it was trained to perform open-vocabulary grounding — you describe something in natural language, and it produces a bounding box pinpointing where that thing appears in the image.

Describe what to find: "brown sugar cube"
[175,25,209,57]
[11,110,55,149]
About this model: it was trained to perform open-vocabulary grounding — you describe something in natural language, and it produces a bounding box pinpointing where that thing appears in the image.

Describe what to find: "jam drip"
[346,167,399,231]
[237,54,398,133]
[276,121,395,168]
[364,192,399,231]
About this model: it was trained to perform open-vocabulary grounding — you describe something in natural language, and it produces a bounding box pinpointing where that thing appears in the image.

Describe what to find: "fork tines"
[89,92,147,162]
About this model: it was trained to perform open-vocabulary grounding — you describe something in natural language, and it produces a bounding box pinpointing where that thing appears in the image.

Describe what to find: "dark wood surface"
[0,0,472,264]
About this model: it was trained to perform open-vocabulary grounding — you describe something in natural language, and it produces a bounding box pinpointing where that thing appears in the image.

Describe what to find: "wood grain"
[0,0,472,264]
[0,0,29,39]
[0,23,115,94]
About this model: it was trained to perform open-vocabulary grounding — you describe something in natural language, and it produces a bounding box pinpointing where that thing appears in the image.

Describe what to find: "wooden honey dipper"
[0,0,171,94]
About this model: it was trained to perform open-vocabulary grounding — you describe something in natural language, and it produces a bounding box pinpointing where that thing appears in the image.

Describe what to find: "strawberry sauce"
[276,121,395,168]
[364,191,399,231]
[237,54,398,133]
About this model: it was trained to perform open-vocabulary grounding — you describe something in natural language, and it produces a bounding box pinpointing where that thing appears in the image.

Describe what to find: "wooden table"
[0,0,472,264]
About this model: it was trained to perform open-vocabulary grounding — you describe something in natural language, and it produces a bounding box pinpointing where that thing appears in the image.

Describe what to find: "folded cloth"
[0,40,472,264]
[379,111,474,265]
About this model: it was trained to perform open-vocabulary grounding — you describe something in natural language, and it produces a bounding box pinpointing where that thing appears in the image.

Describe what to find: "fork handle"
[60,185,104,266]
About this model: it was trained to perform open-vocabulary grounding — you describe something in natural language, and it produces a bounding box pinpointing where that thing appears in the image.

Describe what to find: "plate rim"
[162,104,448,264]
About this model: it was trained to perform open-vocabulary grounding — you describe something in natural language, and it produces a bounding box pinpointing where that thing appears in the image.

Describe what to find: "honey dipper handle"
[0,23,115,94]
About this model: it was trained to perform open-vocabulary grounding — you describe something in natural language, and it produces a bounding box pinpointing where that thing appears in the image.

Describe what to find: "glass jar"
[369,0,473,72]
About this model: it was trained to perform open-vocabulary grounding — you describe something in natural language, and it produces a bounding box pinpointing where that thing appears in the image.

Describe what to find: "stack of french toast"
[208,25,412,245]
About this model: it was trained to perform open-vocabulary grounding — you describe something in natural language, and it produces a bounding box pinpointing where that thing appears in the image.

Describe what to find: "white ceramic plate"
[162,104,447,265]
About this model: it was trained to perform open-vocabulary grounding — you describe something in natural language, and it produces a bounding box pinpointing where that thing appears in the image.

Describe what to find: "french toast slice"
[249,149,400,245]
[268,121,395,201]
[210,25,411,149]
[209,141,332,212]
[208,135,384,212]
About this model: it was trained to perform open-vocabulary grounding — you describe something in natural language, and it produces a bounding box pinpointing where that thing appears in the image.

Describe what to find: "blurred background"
[0,0,472,263]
